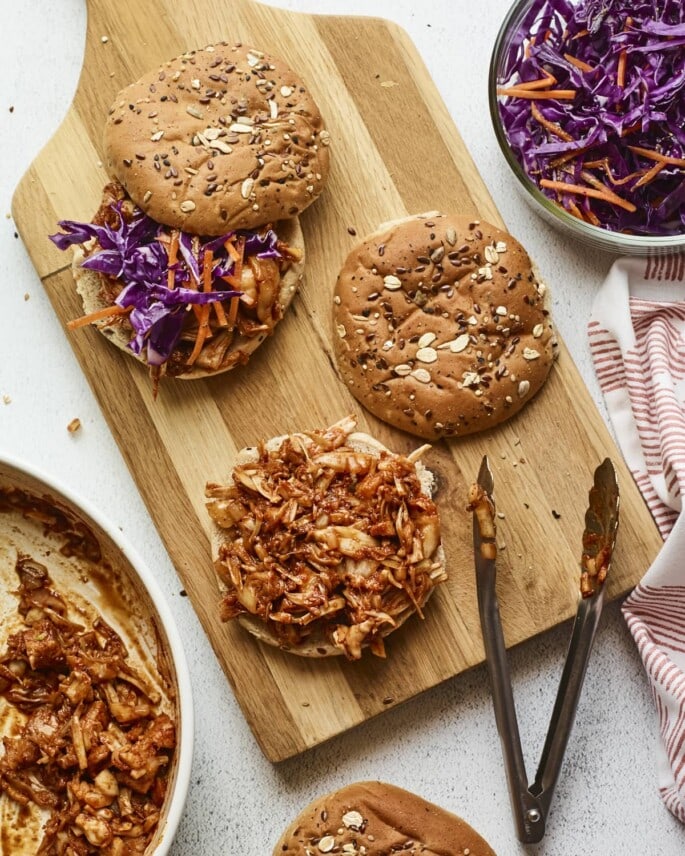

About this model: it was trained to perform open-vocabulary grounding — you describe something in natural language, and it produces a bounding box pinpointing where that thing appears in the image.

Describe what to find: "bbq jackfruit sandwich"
[50,42,330,387]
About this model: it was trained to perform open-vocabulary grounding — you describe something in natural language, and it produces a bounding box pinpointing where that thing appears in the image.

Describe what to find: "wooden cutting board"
[12,0,662,762]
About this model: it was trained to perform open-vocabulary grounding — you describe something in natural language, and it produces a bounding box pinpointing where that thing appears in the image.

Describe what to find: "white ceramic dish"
[0,454,193,855]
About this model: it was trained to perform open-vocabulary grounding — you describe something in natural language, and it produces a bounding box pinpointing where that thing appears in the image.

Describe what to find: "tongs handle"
[477,572,546,843]
[530,589,606,808]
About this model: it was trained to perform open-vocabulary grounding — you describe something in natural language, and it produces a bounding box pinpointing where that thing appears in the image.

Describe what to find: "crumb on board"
[67,418,81,434]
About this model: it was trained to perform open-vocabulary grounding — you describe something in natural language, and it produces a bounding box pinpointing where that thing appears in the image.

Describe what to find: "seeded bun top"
[333,212,557,440]
[273,781,497,855]
[104,42,330,235]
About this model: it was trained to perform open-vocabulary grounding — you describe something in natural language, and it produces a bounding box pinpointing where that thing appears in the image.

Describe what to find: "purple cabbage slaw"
[496,0,685,235]
[50,203,283,366]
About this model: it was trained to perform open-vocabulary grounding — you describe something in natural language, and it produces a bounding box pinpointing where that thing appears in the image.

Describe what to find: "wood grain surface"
[12,0,662,761]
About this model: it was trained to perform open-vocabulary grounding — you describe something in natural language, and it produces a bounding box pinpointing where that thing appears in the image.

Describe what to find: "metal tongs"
[472,456,620,843]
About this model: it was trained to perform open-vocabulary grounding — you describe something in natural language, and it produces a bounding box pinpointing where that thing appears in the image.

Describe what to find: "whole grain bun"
[104,42,330,235]
[273,781,497,856]
[72,216,304,380]
[333,212,558,440]
[207,420,446,658]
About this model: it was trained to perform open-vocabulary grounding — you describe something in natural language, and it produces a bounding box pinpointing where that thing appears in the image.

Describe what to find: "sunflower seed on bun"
[333,212,558,440]
[205,416,446,660]
[273,781,497,855]
[104,42,330,235]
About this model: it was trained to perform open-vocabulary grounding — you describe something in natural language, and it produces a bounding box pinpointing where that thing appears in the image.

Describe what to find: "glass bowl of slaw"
[489,0,685,255]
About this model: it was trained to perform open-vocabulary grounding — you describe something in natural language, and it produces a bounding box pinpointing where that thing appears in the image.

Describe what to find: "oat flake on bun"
[104,42,331,235]
[333,212,558,440]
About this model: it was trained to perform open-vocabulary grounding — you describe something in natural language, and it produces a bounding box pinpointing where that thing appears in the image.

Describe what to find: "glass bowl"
[488,0,685,256]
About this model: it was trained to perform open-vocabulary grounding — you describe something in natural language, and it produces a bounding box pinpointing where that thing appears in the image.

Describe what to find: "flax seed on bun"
[273,781,497,855]
[104,42,331,235]
[333,212,558,440]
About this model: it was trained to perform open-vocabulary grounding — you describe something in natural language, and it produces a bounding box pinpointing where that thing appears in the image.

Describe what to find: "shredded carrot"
[617,50,627,88]
[550,146,592,168]
[582,158,608,170]
[226,295,239,330]
[583,207,601,227]
[540,179,637,212]
[167,231,179,291]
[225,240,242,263]
[174,236,204,327]
[530,102,573,141]
[563,53,594,72]
[565,199,586,221]
[629,145,685,167]
[617,18,631,88]
[511,74,558,91]
[67,304,131,330]
[611,170,650,187]
[580,170,633,206]
[200,247,228,328]
[213,300,229,327]
[220,274,242,289]
[202,250,213,293]
[583,159,649,187]
[187,305,211,366]
[633,161,666,189]
[496,87,577,100]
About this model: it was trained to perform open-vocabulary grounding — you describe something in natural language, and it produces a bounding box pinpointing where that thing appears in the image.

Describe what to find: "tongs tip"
[477,454,494,496]
[580,457,620,598]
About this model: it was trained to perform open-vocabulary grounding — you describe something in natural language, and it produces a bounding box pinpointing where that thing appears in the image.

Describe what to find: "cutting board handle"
[83,0,274,52]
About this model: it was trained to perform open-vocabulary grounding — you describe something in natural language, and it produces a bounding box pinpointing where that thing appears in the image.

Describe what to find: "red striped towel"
[589,255,685,822]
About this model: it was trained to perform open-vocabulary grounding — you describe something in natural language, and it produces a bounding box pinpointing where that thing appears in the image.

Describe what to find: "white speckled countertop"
[1,1,684,853]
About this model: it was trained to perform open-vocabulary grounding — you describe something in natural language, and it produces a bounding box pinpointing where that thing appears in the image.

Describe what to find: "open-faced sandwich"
[50,42,330,388]
[333,212,557,439]
[205,416,447,660]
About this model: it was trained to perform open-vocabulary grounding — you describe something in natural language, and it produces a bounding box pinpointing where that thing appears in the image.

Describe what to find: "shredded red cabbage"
[50,204,283,366]
[496,0,685,235]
